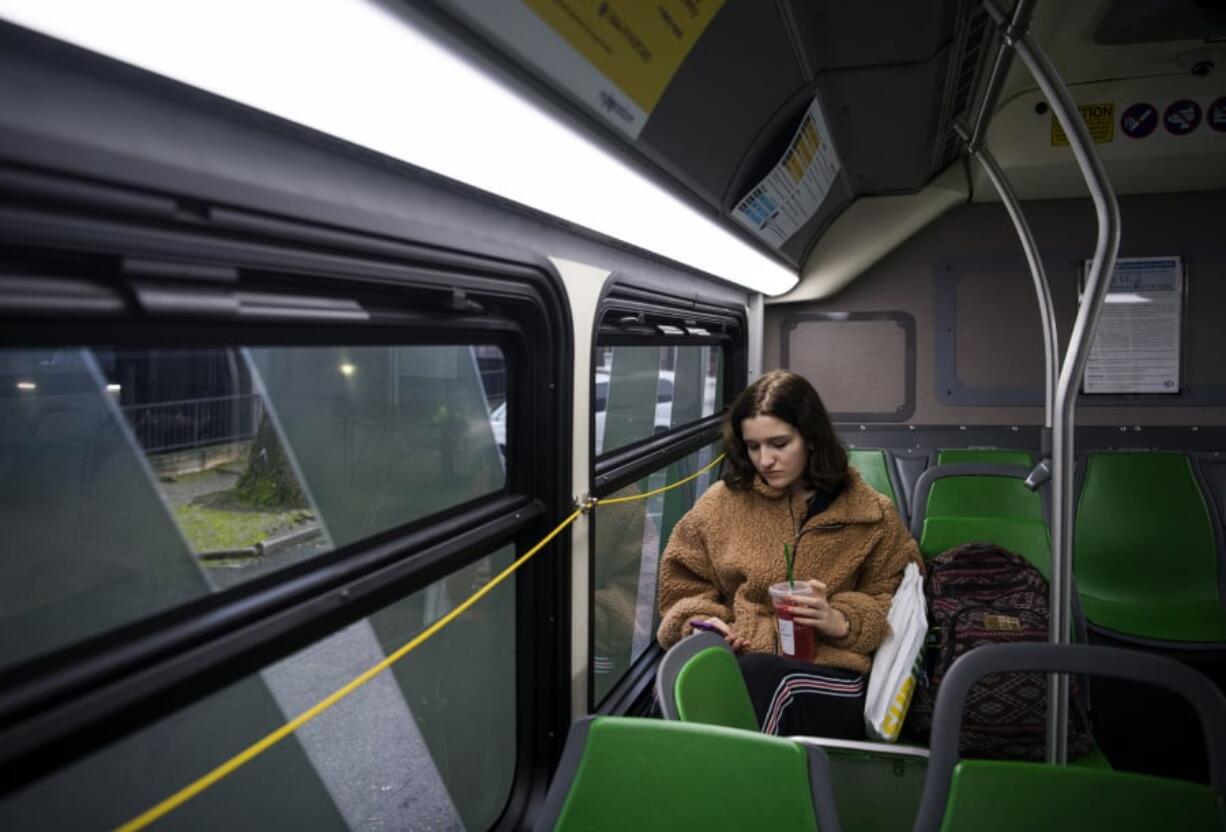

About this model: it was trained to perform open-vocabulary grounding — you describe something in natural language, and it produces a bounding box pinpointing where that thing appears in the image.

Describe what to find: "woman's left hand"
[786,580,850,639]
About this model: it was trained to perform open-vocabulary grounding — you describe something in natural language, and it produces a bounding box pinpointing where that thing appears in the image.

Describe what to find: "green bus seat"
[656,632,758,732]
[849,448,898,506]
[659,634,930,832]
[912,643,1226,832]
[937,449,1033,467]
[911,463,1091,651]
[909,464,1045,567]
[535,716,842,831]
[1074,452,1226,643]
[917,516,1051,577]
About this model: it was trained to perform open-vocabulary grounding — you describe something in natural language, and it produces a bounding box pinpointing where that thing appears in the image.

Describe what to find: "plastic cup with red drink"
[768,581,817,661]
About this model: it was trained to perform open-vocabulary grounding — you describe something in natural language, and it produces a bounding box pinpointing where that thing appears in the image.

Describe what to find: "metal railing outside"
[121,393,264,455]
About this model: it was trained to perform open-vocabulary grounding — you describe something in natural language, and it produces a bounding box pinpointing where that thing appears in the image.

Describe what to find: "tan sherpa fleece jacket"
[657,466,921,674]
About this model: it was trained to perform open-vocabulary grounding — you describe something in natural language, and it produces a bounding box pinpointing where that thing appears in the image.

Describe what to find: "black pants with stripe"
[738,653,866,739]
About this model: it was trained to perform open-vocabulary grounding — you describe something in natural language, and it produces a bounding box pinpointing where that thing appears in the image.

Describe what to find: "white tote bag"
[864,562,927,742]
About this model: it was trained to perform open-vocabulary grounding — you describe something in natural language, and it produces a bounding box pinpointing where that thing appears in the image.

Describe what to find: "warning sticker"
[1164,99,1203,135]
[731,97,841,246]
[1051,103,1115,146]
[1210,96,1226,133]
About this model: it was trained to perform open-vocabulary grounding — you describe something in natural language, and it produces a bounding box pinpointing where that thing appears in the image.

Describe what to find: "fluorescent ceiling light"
[0,0,797,295]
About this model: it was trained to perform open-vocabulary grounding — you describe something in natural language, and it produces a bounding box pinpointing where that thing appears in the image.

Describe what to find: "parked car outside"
[490,368,716,458]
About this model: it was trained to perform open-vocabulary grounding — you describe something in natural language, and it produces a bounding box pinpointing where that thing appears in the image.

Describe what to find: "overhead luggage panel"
[426,0,990,269]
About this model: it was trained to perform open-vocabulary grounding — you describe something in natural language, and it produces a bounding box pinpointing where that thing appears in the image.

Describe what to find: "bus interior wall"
[766,189,1226,429]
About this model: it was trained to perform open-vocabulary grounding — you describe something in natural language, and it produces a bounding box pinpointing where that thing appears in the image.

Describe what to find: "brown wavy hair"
[721,370,847,492]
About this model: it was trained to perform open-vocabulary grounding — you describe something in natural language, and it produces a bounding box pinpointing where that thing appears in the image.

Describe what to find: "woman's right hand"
[687,617,749,653]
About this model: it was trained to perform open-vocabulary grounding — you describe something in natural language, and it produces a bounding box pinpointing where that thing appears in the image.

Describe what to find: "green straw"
[784,543,795,589]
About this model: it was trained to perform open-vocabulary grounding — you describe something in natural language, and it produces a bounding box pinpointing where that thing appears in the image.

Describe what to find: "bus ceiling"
[420,0,1226,301]
[3,2,1222,300]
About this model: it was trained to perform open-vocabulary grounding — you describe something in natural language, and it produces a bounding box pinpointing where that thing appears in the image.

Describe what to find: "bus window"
[0,343,506,671]
[596,345,724,455]
[589,289,744,710]
[592,440,722,705]
[0,545,517,831]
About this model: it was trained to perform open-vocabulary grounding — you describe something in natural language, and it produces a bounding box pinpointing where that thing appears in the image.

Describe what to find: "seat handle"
[1023,459,1051,491]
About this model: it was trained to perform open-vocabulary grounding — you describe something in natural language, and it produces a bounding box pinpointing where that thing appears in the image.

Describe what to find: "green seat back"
[918,517,1051,578]
[939,760,1225,832]
[553,717,823,831]
[849,449,896,505]
[673,647,759,732]
[1074,453,1225,641]
[924,477,1043,522]
[1075,453,1219,607]
[937,449,1033,467]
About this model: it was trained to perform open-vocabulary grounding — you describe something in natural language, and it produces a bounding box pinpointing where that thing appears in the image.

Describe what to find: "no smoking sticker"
[1120,102,1158,138]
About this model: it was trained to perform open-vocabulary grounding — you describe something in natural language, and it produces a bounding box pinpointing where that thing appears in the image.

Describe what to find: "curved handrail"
[985,0,1123,764]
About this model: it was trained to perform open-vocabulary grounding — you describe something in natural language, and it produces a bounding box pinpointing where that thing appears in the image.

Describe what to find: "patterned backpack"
[904,541,1093,760]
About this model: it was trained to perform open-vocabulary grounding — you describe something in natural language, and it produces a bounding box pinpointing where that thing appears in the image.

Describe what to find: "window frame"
[0,50,573,832]
[587,280,747,713]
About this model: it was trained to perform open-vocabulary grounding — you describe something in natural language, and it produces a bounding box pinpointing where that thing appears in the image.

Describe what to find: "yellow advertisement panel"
[522,0,726,115]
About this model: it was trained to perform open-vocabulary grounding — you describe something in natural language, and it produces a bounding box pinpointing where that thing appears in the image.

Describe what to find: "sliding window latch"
[122,258,368,321]
[446,288,484,314]
[123,257,240,318]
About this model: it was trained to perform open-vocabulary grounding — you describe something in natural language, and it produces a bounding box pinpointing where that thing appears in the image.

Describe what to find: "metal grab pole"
[957,125,1058,426]
[968,0,1036,151]
[986,1,1122,764]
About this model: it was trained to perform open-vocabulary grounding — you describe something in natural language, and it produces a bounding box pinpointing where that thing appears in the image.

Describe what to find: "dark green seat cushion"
[939,760,1225,832]
[556,717,820,831]
[924,476,1044,522]
[849,449,896,504]
[938,449,1033,467]
[1075,453,1224,642]
[1079,596,1226,643]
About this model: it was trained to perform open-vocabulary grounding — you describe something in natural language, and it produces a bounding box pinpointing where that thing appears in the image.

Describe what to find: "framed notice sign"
[1082,256,1183,394]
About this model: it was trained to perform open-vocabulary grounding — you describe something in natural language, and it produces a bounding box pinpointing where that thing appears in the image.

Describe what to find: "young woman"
[657,370,920,738]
